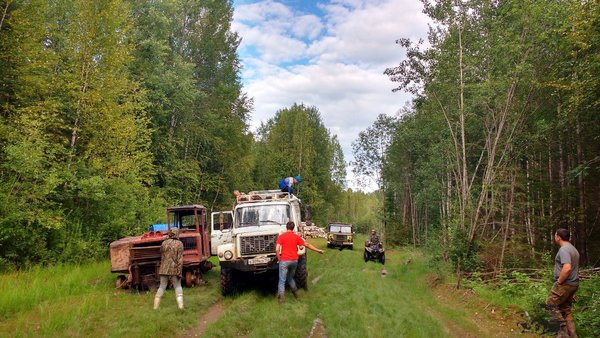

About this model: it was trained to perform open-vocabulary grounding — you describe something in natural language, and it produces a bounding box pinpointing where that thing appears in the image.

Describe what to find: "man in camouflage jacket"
[369,229,380,246]
[154,227,184,309]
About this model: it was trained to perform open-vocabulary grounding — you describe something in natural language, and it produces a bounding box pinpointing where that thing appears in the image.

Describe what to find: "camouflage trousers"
[546,283,578,338]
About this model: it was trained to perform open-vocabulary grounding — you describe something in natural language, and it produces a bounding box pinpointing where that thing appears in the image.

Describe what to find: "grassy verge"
[457,270,600,337]
[0,236,537,337]
[0,258,222,337]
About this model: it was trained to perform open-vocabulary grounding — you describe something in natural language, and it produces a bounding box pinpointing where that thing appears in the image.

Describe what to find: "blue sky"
[232,0,430,189]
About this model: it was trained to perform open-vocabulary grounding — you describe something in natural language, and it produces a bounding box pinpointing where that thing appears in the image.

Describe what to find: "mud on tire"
[294,254,308,290]
[220,267,234,296]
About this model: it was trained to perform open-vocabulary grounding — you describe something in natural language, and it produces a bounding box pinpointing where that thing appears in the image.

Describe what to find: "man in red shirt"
[276,221,324,304]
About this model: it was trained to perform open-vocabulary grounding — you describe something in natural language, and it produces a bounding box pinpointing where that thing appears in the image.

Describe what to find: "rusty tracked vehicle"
[110,205,213,289]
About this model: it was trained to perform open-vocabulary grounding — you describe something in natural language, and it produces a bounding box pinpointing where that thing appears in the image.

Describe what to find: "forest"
[1,0,599,280]
[371,0,600,272]
[0,0,377,270]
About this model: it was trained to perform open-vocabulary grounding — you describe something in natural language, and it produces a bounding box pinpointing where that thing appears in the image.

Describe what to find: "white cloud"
[291,15,324,39]
[234,1,293,23]
[313,0,428,65]
[245,61,411,158]
[233,0,430,190]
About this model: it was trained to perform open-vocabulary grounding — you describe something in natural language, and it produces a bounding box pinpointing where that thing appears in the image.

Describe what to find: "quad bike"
[364,241,385,265]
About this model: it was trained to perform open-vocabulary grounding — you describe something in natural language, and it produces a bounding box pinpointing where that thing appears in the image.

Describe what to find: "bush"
[575,275,600,337]
[449,228,482,272]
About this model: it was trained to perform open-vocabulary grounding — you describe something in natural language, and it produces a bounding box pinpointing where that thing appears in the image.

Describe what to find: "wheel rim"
[185,270,194,287]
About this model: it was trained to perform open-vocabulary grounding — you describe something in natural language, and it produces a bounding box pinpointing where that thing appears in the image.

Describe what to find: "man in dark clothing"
[276,221,324,304]
[369,229,380,246]
[546,227,580,337]
[154,227,184,309]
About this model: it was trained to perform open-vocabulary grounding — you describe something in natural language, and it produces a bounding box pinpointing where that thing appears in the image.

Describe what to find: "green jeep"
[326,223,354,250]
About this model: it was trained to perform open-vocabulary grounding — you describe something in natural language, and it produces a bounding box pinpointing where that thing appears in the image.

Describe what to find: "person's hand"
[319,249,325,254]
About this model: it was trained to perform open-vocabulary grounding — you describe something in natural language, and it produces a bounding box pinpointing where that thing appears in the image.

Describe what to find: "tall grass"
[202,236,487,338]
[0,237,521,337]
[462,270,599,337]
[0,262,111,318]
[0,259,223,337]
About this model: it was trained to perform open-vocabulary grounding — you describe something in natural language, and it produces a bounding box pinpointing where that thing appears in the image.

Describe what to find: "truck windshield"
[330,225,352,233]
[235,204,290,228]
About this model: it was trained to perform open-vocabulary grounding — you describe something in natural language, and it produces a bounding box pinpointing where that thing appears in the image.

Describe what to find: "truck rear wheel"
[294,254,308,290]
[115,275,127,289]
[220,267,234,296]
[185,270,194,287]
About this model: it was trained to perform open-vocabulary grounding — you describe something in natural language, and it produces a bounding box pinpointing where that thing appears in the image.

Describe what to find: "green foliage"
[463,271,600,337]
[498,272,548,301]
[253,104,344,225]
[448,227,481,272]
[330,189,380,233]
[0,0,254,267]
[128,0,252,210]
[379,0,600,270]
[352,114,397,189]
[575,275,600,337]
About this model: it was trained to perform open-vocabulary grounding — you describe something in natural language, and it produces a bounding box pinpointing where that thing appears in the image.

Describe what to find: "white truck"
[211,190,307,296]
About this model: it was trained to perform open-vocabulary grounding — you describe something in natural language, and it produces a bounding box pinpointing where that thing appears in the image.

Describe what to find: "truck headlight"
[348,236,353,241]
[224,250,233,260]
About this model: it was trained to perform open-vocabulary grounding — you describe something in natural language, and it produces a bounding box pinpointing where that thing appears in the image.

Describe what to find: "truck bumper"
[220,256,279,272]
[328,241,353,247]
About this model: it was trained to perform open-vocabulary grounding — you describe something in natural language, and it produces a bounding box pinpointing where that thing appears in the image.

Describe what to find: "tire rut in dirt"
[179,301,228,338]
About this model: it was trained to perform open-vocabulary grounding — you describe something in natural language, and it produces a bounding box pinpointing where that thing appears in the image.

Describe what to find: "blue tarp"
[148,223,169,232]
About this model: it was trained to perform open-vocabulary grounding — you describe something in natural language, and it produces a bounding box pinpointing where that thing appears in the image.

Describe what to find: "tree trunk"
[498,170,516,273]
[457,10,469,233]
[575,116,587,264]
[0,0,10,33]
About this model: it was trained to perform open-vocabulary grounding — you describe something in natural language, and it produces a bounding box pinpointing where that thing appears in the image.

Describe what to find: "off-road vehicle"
[364,240,385,264]
[110,205,213,289]
[213,190,308,296]
[326,223,354,249]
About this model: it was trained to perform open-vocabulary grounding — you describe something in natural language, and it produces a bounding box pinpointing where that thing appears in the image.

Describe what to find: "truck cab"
[326,222,354,250]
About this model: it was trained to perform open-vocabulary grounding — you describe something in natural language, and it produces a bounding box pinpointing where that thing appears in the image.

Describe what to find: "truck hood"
[232,224,286,236]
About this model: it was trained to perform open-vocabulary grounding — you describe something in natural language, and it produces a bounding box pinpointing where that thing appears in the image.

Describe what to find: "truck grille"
[131,246,161,261]
[240,235,277,255]
[335,235,348,242]
[181,237,197,250]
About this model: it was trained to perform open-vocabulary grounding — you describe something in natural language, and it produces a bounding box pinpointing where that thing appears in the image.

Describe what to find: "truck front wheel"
[294,254,308,290]
[220,267,234,296]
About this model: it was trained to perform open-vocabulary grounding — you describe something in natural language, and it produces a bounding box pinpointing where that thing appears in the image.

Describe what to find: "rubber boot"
[291,288,299,300]
[176,294,184,309]
[153,296,161,310]
[566,320,577,338]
